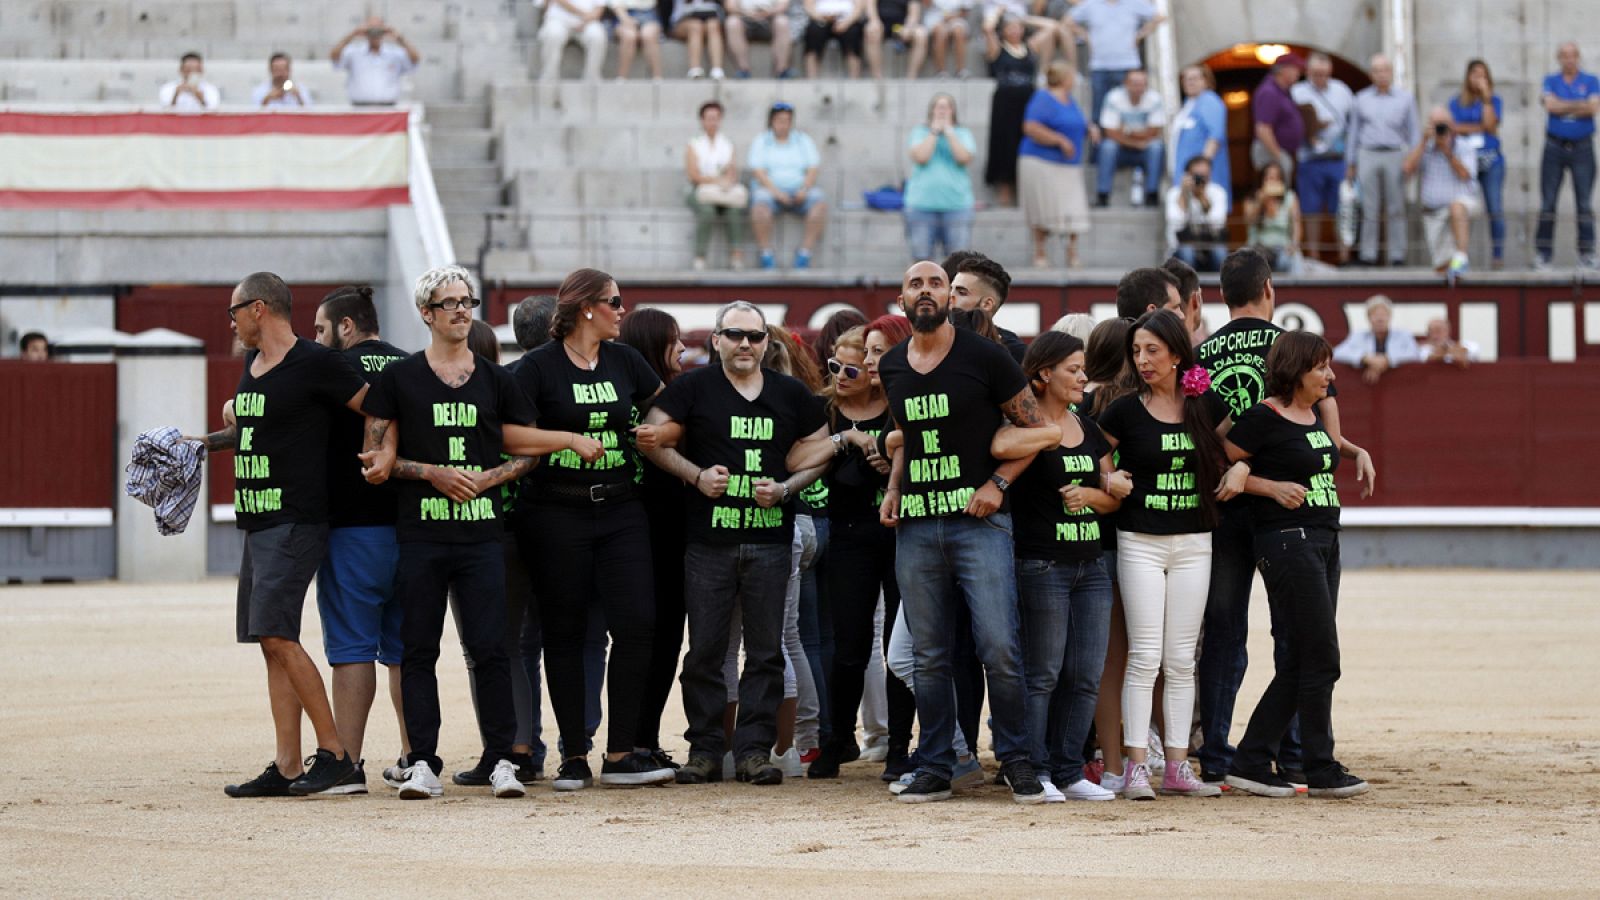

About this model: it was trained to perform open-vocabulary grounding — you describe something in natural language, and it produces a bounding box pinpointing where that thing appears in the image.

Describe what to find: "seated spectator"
[252,53,312,109]
[726,0,796,78]
[1094,68,1164,207]
[671,0,729,80]
[612,0,666,80]
[1165,155,1229,272]
[1332,294,1421,384]
[904,93,977,261]
[685,101,748,270]
[1244,161,1302,272]
[804,0,869,79]
[981,0,1065,69]
[330,17,420,104]
[159,53,220,110]
[749,103,828,269]
[539,0,610,81]
[1405,105,1482,279]
[19,331,49,361]
[925,0,975,78]
[1419,318,1480,368]
[866,0,930,79]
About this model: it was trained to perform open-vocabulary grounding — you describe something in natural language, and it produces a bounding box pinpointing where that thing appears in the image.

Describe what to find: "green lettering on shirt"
[234,455,271,480]
[432,402,478,427]
[573,381,619,404]
[907,455,962,483]
[235,392,266,417]
[234,487,282,513]
[902,393,950,422]
[729,416,774,440]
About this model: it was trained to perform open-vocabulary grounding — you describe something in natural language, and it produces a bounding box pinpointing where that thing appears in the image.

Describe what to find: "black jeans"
[636,484,688,751]
[520,497,655,756]
[825,516,915,752]
[681,541,792,759]
[1232,527,1343,781]
[398,539,515,773]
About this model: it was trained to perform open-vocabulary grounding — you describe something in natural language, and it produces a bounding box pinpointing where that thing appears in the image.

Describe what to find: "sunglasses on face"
[601,295,623,310]
[827,358,863,380]
[717,328,768,345]
[227,298,258,321]
[427,296,482,311]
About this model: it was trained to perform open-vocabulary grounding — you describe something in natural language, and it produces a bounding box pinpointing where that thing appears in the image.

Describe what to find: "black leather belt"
[1547,135,1593,148]
[533,481,637,505]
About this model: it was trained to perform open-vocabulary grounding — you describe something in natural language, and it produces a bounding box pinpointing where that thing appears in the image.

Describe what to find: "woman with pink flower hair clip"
[1093,307,1230,801]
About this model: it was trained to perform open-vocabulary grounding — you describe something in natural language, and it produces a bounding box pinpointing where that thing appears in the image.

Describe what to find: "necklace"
[564,341,599,371]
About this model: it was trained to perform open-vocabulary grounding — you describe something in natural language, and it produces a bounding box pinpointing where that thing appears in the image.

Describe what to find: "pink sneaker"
[1121,762,1155,800]
[1161,759,1222,797]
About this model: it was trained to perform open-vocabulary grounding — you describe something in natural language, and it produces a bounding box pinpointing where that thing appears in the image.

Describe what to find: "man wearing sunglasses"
[640,300,833,786]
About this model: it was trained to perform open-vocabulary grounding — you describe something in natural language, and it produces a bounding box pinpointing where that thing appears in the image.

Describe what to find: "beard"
[906,294,948,333]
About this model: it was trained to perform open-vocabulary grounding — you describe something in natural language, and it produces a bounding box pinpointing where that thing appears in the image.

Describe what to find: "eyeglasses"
[427,296,482,311]
[602,295,623,310]
[227,298,258,321]
[827,358,863,380]
[717,328,768,345]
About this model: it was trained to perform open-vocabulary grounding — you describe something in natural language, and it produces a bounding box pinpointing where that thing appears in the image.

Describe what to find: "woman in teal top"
[904,93,977,262]
[1244,161,1302,272]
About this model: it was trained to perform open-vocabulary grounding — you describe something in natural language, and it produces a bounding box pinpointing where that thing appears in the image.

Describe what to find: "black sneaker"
[1277,764,1308,787]
[645,748,680,771]
[1201,767,1228,785]
[517,755,544,784]
[552,757,593,791]
[880,748,916,782]
[1144,192,1161,208]
[1093,193,1110,208]
[999,759,1045,805]
[807,740,859,779]
[1225,767,1297,798]
[1307,766,1370,799]
[894,771,952,804]
[600,751,676,786]
[735,753,783,785]
[675,754,723,784]
[288,749,362,796]
[452,757,495,786]
[224,761,296,798]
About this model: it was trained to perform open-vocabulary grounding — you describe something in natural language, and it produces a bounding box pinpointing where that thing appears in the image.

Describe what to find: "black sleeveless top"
[990,46,1036,89]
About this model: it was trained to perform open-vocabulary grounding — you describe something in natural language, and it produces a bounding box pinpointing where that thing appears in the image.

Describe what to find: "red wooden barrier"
[118,284,338,359]
[0,361,116,507]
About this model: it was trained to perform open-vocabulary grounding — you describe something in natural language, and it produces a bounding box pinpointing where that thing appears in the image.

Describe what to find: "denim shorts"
[316,525,403,665]
[752,184,826,214]
[610,7,662,31]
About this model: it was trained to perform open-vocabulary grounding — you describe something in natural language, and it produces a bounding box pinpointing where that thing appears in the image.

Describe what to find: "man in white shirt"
[1094,68,1164,207]
[1165,156,1229,271]
[159,53,221,111]
[1332,294,1422,385]
[330,17,421,105]
[1420,318,1480,368]
[1290,52,1354,261]
[251,53,313,109]
[538,0,610,82]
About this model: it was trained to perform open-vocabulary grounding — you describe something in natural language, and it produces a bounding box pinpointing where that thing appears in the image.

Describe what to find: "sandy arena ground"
[2,569,1598,897]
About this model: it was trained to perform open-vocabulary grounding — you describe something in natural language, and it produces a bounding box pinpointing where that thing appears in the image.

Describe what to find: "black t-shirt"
[653,365,828,546]
[825,406,893,523]
[327,339,408,529]
[513,340,661,489]
[997,326,1027,363]
[362,351,537,544]
[877,0,909,25]
[879,327,1028,520]
[1227,403,1342,533]
[1097,393,1209,535]
[1013,415,1112,562]
[233,338,367,532]
[1196,316,1337,424]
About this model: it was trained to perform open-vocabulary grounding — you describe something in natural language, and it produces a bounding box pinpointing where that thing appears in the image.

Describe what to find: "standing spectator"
[1166,155,1229,272]
[1450,61,1504,269]
[1291,53,1353,261]
[804,0,869,79]
[749,103,828,270]
[1332,294,1421,384]
[1405,106,1481,279]
[904,94,977,261]
[331,17,420,105]
[982,0,1068,69]
[1419,318,1480,367]
[1019,62,1090,269]
[866,0,930,79]
[538,0,610,81]
[159,53,220,110]
[1346,54,1421,267]
[1066,0,1162,129]
[726,0,796,79]
[613,0,666,80]
[982,15,1039,207]
[1535,42,1600,270]
[685,101,748,271]
[1244,161,1302,272]
[252,53,312,108]
[1094,69,1164,208]
[672,0,729,80]
[1171,64,1231,204]
[19,331,49,361]
[1251,53,1305,182]
[925,0,975,79]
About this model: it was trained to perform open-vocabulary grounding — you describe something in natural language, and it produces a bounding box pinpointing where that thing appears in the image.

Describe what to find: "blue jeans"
[1096,140,1163,196]
[1477,150,1506,261]
[894,513,1028,779]
[1089,69,1129,127]
[904,208,975,261]
[1172,244,1223,272]
[1536,136,1596,260]
[1016,556,1113,783]
[798,517,833,748]
[1296,156,1345,215]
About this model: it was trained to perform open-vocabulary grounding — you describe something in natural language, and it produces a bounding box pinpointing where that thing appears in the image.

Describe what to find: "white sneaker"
[1099,769,1126,793]
[490,759,526,798]
[771,747,804,778]
[710,67,725,80]
[1146,730,1166,776]
[687,67,706,79]
[859,742,890,763]
[1037,773,1066,803]
[888,771,916,795]
[397,761,442,800]
[1062,778,1116,801]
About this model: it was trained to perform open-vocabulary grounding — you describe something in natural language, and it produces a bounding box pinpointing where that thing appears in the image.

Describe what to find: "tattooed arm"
[184,423,238,452]
[473,456,537,493]
[359,416,397,483]
[998,386,1050,428]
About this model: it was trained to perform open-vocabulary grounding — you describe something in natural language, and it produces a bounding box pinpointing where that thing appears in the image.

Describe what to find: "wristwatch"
[831,432,846,454]
[989,473,1011,493]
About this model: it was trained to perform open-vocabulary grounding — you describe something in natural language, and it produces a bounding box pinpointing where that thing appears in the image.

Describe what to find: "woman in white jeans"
[1095,309,1226,800]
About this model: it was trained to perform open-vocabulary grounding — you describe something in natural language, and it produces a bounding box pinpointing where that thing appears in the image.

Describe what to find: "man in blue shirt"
[749,102,829,271]
[1536,42,1600,269]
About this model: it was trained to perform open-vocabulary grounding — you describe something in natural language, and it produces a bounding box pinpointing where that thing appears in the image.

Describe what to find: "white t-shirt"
[740,0,789,15]
[336,43,417,105]
[983,0,1029,19]
[1099,86,1165,131]
[1164,181,1229,249]
[689,133,735,178]
[158,79,220,110]
[546,0,609,28]
[813,0,855,17]
[251,81,314,108]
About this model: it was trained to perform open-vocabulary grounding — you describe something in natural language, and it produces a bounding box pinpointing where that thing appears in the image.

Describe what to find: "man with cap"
[1252,52,1306,182]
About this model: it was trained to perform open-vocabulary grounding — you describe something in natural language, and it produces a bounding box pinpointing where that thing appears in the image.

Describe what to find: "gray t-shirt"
[1070,0,1154,72]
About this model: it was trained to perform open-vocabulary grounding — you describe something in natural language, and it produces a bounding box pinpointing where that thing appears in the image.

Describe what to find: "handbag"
[695,182,749,208]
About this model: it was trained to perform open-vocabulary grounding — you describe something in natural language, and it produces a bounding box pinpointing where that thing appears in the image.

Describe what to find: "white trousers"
[1117,530,1212,750]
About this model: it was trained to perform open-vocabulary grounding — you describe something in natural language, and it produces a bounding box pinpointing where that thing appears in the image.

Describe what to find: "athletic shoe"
[1447,252,1469,283]
[600,752,675,786]
[288,749,361,796]
[491,759,527,798]
[771,747,804,778]
[1308,766,1370,799]
[799,748,820,765]
[1083,758,1105,785]
[1533,255,1553,272]
[1121,762,1155,800]
[1099,768,1126,794]
[895,771,953,804]
[1146,731,1166,776]
[1160,760,1222,797]
[794,249,812,269]
[517,757,544,783]
[1225,768,1297,798]
[1037,773,1066,803]
[710,67,725,80]
[736,753,784,785]
[734,69,752,79]
[674,754,722,784]
[687,67,705,79]
[643,748,679,771]
[552,758,593,792]
[859,742,889,763]
[887,771,916,795]
[1201,767,1228,785]
[950,756,985,791]
[452,757,495,786]
[1278,764,1308,787]
[224,761,296,798]
[397,761,443,799]
[1062,778,1116,801]
[807,741,860,779]
[880,748,916,782]
[381,758,409,790]
[1581,253,1600,271]
[759,250,776,270]
[1000,759,1046,805]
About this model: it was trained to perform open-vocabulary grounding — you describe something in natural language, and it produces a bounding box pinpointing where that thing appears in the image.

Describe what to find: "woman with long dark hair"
[1450,59,1504,268]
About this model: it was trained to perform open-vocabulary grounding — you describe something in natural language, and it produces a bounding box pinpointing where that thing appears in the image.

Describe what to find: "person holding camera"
[252,53,312,109]
[1165,156,1229,272]
[331,17,420,105]
[1244,161,1302,273]
[1404,106,1482,279]
[159,53,220,110]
